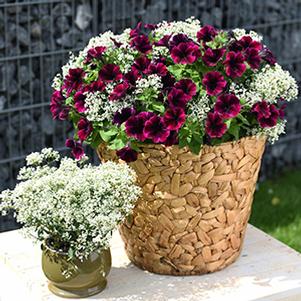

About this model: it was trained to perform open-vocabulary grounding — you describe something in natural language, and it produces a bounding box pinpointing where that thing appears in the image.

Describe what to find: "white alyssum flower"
[51,73,63,90]
[154,17,201,41]
[187,93,212,122]
[232,28,263,42]
[135,74,163,94]
[85,91,134,123]
[250,64,298,103]
[248,120,287,144]
[0,150,141,259]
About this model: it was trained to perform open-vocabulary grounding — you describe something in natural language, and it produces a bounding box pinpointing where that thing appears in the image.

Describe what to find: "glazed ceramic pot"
[42,241,111,298]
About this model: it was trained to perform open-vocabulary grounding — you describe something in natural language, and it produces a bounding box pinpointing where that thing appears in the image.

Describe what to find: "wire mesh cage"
[0,0,301,231]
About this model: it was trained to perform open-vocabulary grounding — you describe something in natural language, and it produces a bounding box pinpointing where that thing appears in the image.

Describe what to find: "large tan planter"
[97,136,266,275]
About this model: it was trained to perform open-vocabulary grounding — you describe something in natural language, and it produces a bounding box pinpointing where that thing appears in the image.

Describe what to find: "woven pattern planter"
[97,136,266,275]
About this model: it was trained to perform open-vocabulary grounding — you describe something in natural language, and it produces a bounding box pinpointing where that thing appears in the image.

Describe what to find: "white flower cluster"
[135,74,163,94]
[250,64,298,103]
[232,28,263,42]
[0,150,141,259]
[84,91,133,123]
[153,17,201,41]
[248,120,287,144]
[187,93,211,122]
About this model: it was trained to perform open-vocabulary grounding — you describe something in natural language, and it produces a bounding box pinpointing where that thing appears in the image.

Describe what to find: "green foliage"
[99,125,128,150]
[178,117,204,154]
[137,87,164,114]
[206,31,229,49]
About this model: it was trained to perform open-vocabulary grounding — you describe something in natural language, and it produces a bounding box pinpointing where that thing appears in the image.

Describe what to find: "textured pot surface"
[42,246,111,298]
[98,136,266,275]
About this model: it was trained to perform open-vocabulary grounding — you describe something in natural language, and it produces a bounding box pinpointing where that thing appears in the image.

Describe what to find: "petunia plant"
[50,17,298,162]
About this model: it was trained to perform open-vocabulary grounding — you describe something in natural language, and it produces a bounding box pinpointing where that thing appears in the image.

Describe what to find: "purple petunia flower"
[50,90,69,120]
[130,22,142,38]
[146,62,168,77]
[164,131,179,146]
[197,25,218,43]
[83,79,105,93]
[251,100,280,128]
[63,68,84,96]
[77,118,93,141]
[163,107,186,130]
[161,73,176,90]
[261,47,277,66]
[116,146,138,162]
[99,64,122,82]
[131,34,152,54]
[167,88,190,108]
[155,34,171,47]
[123,69,140,87]
[239,36,262,51]
[205,112,227,138]
[169,33,191,48]
[74,91,86,113]
[65,138,85,160]
[86,46,106,62]
[202,48,226,67]
[223,51,246,78]
[214,94,241,119]
[170,42,201,64]
[113,107,136,126]
[202,71,227,96]
[251,100,271,119]
[125,112,154,141]
[132,56,151,73]
[174,79,197,100]
[109,82,129,101]
[144,115,170,143]
[244,48,261,69]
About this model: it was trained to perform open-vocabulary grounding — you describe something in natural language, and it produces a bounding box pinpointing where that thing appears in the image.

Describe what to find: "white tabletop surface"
[0,224,301,301]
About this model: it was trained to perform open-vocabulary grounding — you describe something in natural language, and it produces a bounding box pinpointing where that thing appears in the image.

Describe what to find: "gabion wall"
[0,0,300,231]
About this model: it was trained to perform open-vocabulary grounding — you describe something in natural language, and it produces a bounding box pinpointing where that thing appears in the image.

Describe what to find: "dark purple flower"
[251,100,271,119]
[125,112,154,141]
[144,23,157,30]
[113,107,136,126]
[163,107,186,130]
[205,112,227,138]
[169,33,191,48]
[144,115,170,143]
[63,68,84,96]
[279,103,287,119]
[132,56,151,73]
[257,104,279,128]
[261,47,277,66]
[86,46,106,62]
[164,131,179,146]
[214,94,241,119]
[146,62,168,77]
[202,48,226,67]
[116,146,138,162]
[109,82,129,101]
[77,118,93,141]
[155,34,171,47]
[83,79,105,93]
[74,91,86,113]
[167,88,190,108]
[50,90,69,120]
[239,36,262,51]
[174,79,197,100]
[161,73,176,90]
[170,42,201,64]
[131,34,152,54]
[65,138,85,160]
[99,64,122,82]
[252,101,280,128]
[197,25,218,43]
[223,51,246,78]
[123,69,140,87]
[130,22,142,38]
[244,48,261,69]
[202,71,227,96]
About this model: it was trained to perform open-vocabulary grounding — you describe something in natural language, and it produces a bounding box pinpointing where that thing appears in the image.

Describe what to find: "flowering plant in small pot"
[0,148,141,298]
[50,18,298,276]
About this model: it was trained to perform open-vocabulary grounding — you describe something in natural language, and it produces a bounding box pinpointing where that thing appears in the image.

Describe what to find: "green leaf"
[228,123,240,140]
[99,127,118,142]
[237,113,250,125]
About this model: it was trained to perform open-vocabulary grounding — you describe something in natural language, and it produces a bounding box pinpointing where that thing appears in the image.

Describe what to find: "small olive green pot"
[41,242,111,299]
